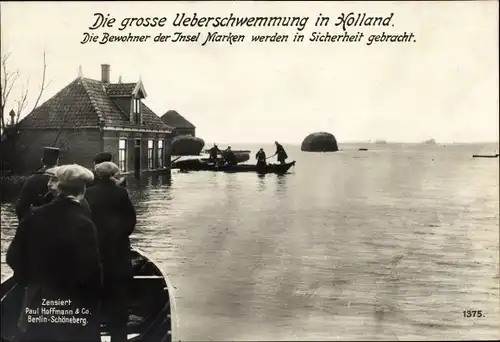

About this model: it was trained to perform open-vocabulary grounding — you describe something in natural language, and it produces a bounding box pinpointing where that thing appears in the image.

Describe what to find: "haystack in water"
[301,132,339,152]
[171,135,205,156]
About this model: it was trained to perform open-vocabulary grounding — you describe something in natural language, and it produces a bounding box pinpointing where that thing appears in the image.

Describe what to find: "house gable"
[18,78,104,129]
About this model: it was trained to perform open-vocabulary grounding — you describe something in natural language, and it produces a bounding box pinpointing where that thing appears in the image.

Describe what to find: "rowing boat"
[173,159,296,174]
[1,248,177,342]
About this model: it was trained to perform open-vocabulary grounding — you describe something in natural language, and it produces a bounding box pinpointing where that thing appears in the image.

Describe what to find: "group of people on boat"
[7,147,136,342]
[255,141,288,167]
[207,144,238,166]
[208,141,289,167]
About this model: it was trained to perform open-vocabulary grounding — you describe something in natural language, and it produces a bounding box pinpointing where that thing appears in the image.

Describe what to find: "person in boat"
[84,161,137,342]
[223,146,237,166]
[256,148,267,167]
[43,166,92,217]
[15,146,60,221]
[273,141,288,164]
[207,144,222,164]
[6,164,102,342]
[90,152,127,187]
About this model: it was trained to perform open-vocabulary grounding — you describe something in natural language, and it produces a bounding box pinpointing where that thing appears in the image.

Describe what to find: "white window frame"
[118,138,127,172]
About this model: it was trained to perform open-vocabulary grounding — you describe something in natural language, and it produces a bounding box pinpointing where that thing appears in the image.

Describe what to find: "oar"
[170,156,182,165]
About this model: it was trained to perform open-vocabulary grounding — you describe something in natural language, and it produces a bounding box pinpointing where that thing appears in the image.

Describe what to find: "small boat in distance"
[472,154,499,158]
[172,159,296,175]
[1,248,177,342]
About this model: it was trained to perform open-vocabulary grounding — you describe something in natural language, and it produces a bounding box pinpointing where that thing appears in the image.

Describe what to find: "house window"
[118,139,127,172]
[157,139,164,168]
[132,98,141,124]
[147,139,154,169]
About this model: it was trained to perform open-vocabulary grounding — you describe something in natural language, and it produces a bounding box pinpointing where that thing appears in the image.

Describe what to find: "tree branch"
[1,52,21,130]
[15,78,30,124]
[1,49,52,133]
[26,50,48,120]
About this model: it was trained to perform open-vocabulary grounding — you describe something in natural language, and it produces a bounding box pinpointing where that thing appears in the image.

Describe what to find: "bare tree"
[1,50,51,131]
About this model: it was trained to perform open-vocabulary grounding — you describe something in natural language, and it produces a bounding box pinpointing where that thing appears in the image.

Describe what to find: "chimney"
[9,109,15,127]
[101,64,110,83]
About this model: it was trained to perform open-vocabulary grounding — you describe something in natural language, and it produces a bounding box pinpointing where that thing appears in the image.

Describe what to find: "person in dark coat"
[222,146,237,166]
[84,161,137,342]
[207,144,222,164]
[89,152,127,188]
[7,164,102,342]
[255,148,267,167]
[273,141,288,164]
[15,147,60,221]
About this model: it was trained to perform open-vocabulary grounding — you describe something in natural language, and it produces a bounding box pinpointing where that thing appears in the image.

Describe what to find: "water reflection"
[257,174,266,192]
[128,173,172,189]
[275,174,288,196]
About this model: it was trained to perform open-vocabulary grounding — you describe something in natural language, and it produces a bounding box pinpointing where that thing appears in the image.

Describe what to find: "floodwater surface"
[1,143,499,341]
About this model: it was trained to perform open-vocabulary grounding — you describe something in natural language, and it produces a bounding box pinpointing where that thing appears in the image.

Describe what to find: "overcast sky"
[1,1,498,144]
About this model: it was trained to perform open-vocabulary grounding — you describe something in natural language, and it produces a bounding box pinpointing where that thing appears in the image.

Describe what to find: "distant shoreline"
[207,141,500,146]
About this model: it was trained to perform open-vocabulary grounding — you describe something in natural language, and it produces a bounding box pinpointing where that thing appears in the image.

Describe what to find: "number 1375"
[463,310,484,318]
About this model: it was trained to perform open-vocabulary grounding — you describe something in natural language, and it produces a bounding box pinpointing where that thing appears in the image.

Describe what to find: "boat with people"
[172,158,296,174]
[1,248,177,342]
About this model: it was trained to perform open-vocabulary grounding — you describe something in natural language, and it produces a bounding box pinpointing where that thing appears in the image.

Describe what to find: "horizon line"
[205,140,500,145]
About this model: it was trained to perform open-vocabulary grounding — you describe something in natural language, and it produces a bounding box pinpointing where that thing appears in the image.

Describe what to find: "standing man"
[85,161,137,342]
[273,141,288,164]
[90,152,127,187]
[7,164,102,342]
[207,144,222,164]
[15,146,60,221]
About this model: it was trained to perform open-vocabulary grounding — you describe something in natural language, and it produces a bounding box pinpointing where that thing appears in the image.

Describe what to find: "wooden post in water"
[165,136,172,176]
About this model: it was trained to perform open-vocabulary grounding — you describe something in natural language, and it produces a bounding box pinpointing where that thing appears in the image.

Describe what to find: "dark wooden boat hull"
[1,248,177,342]
[472,154,499,158]
[173,160,296,174]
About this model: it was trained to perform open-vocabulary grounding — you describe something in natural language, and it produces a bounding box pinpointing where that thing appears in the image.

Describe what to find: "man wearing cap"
[7,164,102,342]
[85,161,136,342]
[15,146,60,221]
[43,166,92,217]
[90,152,127,188]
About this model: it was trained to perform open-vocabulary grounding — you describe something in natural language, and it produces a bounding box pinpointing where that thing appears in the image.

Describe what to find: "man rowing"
[273,141,288,164]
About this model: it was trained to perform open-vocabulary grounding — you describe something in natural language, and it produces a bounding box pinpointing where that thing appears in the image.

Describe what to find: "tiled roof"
[105,83,136,96]
[18,77,172,131]
[161,110,196,129]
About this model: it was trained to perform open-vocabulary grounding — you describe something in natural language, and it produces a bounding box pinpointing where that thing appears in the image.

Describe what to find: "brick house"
[160,110,196,137]
[13,64,173,175]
